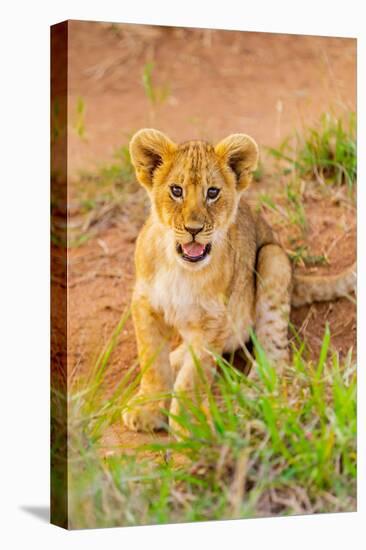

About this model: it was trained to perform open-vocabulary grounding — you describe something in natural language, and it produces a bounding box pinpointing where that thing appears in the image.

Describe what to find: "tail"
[291,262,356,307]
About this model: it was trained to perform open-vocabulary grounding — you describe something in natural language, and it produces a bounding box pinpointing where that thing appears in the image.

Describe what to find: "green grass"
[284,180,307,232]
[255,111,356,267]
[287,242,328,267]
[67,143,145,248]
[66,62,172,248]
[53,319,356,529]
[142,62,170,106]
[51,140,139,249]
[256,178,308,241]
[76,144,135,211]
[253,158,265,182]
[267,112,356,190]
[73,97,87,140]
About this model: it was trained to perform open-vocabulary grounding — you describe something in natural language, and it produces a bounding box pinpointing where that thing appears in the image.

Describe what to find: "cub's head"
[130,129,258,269]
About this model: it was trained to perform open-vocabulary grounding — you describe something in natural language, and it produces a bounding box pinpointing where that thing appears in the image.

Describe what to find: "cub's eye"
[170,185,183,198]
[207,187,220,200]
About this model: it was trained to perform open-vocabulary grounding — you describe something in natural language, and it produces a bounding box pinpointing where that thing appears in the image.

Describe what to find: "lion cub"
[123,129,356,434]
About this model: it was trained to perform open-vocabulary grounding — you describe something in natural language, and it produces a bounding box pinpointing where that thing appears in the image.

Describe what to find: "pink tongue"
[182,242,205,257]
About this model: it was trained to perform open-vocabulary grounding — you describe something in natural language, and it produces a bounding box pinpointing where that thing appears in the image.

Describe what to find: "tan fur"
[292,262,356,306]
[122,129,356,435]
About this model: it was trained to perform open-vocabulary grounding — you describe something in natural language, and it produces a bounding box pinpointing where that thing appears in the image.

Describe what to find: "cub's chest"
[148,268,225,328]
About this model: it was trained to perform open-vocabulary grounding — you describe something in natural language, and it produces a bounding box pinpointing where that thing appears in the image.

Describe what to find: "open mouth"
[176,241,212,263]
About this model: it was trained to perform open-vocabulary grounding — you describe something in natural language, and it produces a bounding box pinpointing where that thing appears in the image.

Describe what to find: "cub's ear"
[215,134,259,190]
[129,128,176,189]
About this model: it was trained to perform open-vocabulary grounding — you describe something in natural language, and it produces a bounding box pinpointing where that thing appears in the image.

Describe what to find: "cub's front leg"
[169,330,226,437]
[122,295,173,432]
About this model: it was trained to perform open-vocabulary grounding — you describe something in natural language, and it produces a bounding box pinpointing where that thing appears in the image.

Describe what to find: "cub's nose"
[184,225,204,237]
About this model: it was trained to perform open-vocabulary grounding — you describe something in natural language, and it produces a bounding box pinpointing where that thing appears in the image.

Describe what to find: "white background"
[0,0,364,548]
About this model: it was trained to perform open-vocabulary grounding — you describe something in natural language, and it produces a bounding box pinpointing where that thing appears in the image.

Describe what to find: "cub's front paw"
[122,397,168,432]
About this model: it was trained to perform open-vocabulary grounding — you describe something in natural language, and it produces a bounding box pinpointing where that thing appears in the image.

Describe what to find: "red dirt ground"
[64,21,356,452]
